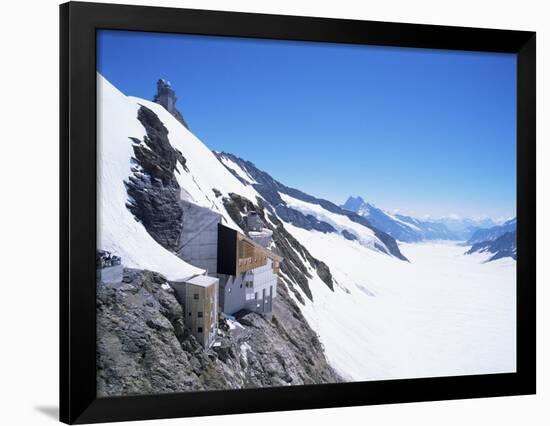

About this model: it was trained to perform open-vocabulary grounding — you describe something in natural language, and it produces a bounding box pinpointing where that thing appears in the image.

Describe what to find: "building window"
[193,293,199,300]
[197,312,203,318]
[198,327,203,333]
[189,312,192,316]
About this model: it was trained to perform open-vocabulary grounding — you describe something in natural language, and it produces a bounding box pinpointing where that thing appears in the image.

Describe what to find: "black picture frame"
[60,1,536,424]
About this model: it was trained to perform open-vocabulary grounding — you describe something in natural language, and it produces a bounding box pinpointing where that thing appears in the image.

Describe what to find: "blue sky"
[97,30,516,220]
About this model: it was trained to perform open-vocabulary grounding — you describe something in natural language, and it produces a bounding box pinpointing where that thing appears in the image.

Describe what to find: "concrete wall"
[178,201,222,274]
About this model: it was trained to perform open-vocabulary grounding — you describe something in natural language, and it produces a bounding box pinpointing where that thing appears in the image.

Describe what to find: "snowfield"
[284,226,516,381]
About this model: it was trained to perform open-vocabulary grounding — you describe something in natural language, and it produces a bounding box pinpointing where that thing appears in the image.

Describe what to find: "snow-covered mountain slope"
[342,196,457,242]
[98,74,516,382]
[98,73,266,279]
[212,154,516,380]
[393,213,458,240]
[288,235,516,380]
[214,152,407,261]
[467,218,517,245]
[430,216,501,241]
[467,231,517,261]
[98,76,202,281]
[98,72,403,295]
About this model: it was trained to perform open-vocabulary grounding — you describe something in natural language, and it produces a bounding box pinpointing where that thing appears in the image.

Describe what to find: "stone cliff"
[97,269,341,396]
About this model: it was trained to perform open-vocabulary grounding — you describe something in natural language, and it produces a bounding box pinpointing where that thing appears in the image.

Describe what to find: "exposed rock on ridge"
[125,105,187,252]
[97,269,341,396]
[466,231,517,261]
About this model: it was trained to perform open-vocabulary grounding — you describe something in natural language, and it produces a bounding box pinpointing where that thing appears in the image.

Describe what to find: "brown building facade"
[173,275,219,348]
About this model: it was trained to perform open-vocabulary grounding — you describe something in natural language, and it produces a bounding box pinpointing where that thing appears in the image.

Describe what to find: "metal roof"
[186,274,218,288]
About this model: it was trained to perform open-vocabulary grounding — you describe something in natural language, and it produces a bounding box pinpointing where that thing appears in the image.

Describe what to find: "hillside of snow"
[214,153,516,381]
[98,72,403,279]
[98,73,516,383]
[286,232,516,380]
[97,76,202,280]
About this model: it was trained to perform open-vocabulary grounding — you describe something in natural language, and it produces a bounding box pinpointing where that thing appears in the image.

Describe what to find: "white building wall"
[218,272,250,315]
[219,259,278,316]
[246,259,277,315]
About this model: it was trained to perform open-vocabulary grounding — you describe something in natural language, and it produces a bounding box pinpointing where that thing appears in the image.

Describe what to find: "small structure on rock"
[153,79,190,129]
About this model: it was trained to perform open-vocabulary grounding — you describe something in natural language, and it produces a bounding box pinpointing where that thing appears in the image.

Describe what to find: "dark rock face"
[341,230,358,241]
[466,231,517,261]
[222,193,335,301]
[214,152,407,261]
[275,205,336,233]
[125,106,187,251]
[97,269,341,396]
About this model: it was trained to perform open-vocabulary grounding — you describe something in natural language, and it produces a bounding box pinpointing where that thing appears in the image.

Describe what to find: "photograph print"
[96,30,517,397]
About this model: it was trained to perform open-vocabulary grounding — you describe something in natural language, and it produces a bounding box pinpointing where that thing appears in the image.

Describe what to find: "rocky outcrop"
[125,105,187,251]
[97,269,341,397]
[466,231,517,261]
[341,229,358,241]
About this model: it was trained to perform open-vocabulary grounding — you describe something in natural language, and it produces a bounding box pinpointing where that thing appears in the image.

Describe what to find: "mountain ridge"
[215,153,408,261]
[342,196,458,242]
[466,231,517,261]
[467,218,517,245]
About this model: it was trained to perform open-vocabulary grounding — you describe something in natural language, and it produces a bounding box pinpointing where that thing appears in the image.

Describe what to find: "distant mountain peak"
[341,195,459,242]
[342,196,367,212]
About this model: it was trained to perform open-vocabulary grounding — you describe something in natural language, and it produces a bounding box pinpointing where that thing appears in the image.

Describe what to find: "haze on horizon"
[97,30,517,221]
